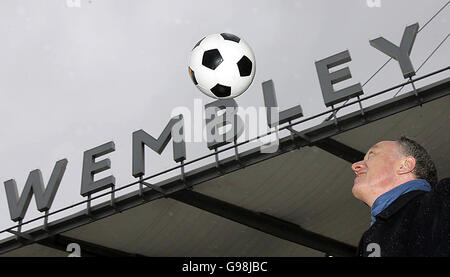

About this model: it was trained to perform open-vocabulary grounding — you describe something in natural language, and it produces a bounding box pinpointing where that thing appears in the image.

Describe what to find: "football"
[188,33,256,99]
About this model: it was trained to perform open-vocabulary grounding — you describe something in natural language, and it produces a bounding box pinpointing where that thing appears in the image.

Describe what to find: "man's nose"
[352,160,366,173]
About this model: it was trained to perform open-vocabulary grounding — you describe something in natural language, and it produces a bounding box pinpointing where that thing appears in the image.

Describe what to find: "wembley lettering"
[2,23,419,224]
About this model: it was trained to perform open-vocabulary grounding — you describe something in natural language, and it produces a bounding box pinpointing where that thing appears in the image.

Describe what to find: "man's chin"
[352,181,364,199]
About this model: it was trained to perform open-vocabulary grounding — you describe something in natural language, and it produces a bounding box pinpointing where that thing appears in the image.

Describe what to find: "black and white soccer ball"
[188,33,256,99]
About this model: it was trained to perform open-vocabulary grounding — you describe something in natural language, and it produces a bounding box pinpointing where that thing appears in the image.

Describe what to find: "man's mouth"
[355,172,366,178]
[353,172,366,185]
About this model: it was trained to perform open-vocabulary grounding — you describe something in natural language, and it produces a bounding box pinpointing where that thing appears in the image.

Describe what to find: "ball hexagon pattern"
[188,33,256,99]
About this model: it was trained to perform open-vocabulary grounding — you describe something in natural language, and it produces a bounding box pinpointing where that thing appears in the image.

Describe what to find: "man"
[351,136,449,257]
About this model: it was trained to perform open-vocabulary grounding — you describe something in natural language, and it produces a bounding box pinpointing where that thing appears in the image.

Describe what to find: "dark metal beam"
[0,77,448,255]
[37,234,145,257]
[169,189,357,257]
[314,138,365,163]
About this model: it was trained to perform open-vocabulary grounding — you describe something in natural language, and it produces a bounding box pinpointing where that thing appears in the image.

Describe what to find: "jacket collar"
[370,179,431,225]
[375,190,427,221]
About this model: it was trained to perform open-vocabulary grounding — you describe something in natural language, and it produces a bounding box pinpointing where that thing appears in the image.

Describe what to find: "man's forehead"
[367,141,398,152]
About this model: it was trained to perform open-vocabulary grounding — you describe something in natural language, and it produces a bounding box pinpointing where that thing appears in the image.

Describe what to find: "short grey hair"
[396,136,438,187]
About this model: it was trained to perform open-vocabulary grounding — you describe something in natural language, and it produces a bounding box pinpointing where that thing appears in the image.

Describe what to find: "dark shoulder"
[420,177,450,206]
[434,177,450,195]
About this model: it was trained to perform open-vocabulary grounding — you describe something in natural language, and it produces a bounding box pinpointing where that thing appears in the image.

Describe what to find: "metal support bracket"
[233,140,245,168]
[8,220,33,242]
[356,95,365,117]
[330,105,339,126]
[7,228,33,242]
[110,186,116,208]
[409,77,423,106]
[214,148,226,175]
[287,121,302,149]
[138,176,144,198]
[141,181,167,197]
[287,126,311,147]
[214,148,220,168]
[85,195,95,219]
[43,210,49,231]
[180,160,192,190]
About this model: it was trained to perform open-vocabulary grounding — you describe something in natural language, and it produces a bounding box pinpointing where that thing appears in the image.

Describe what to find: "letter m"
[132,115,186,178]
[4,159,67,222]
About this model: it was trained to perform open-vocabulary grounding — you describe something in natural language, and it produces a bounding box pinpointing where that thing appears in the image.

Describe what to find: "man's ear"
[397,156,416,175]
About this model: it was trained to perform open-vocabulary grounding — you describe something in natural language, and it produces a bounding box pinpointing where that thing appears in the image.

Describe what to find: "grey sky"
[0,0,449,239]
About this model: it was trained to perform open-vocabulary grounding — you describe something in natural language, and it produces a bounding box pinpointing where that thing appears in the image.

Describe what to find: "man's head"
[351,136,437,207]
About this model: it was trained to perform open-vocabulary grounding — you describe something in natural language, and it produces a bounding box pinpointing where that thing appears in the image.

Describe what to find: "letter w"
[4,159,68,222]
